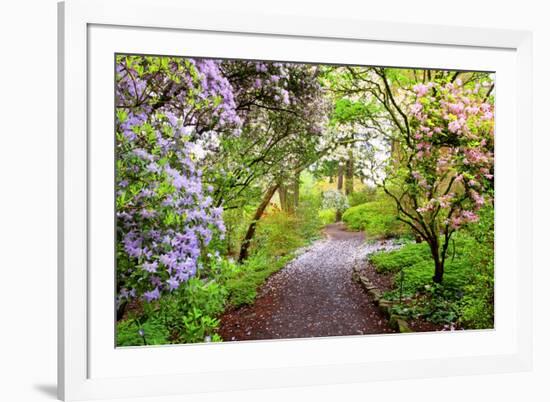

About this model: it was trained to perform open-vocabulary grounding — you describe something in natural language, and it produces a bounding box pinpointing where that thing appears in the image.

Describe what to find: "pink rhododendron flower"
[413,83,429,97]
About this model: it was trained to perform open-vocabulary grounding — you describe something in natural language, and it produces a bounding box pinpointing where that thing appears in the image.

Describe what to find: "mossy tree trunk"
[239,184,279,263]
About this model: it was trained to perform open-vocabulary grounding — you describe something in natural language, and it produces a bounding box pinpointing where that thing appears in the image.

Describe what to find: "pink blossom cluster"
[406,77,494,231]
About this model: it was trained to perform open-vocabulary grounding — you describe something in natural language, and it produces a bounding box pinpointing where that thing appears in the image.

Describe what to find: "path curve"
[219,223,396,341]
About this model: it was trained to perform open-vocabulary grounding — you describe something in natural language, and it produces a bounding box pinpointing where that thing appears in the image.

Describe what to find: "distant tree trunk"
[293,171,300,211]
[345,154,354,195]
[239,184,279,262]
[279,175,299,214]
[337,163,344,190]
[335,163,344,222]
[278,181,288,212]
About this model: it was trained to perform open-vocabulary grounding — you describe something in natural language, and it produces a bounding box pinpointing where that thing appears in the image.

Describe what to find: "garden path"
[219,223,396,341]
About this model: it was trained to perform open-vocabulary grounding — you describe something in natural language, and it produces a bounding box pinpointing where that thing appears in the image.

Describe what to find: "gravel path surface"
[219,223,397,341]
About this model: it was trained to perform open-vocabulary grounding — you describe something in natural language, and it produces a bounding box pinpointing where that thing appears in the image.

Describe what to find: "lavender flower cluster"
[115,56,240,305]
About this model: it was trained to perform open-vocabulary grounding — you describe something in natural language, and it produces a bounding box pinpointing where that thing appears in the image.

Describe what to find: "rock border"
[352,266,412,333]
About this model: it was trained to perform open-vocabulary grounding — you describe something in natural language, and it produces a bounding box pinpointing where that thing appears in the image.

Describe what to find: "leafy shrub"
[318,209,336,225]
[348,187,377,207]
[115,56,228,307]
[342,198,408,238]
[117,277,227,346]
[116,317,169,346]
[156,278,227,343]
[321,189,349,213]
[458,207,494,329]
[372,235,474,294]
[253,209,304,257]
[296,193,324,241]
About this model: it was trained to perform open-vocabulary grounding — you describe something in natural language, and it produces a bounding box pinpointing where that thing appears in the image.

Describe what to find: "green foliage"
[370,208,494,329]
[296,193,325,241]
[347,187,377,207]
[116,317,169,347]
[156,278,227,344]
[224,252,293,307]
[222,207,253,257]
[117,278,227,346]
[319,209,336,225]
[342,197,408,238]
[253,210,304,257]
[370,242,431,274]
[374,236,475,295]
[458,207,494,329]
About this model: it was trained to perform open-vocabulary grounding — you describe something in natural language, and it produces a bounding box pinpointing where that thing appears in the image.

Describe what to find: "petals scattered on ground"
[219,223,398,341]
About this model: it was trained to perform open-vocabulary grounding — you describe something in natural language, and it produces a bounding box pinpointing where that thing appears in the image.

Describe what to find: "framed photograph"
[58,0,533,400]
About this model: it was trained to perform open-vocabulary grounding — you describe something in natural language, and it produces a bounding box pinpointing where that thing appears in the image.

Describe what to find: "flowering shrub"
[406,79,494,230]
[116,111,226,305]
[321,189,349,213]
[383,76,494,282]
[115,55,238,306]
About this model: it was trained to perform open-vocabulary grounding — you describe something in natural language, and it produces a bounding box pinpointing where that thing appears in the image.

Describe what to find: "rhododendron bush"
[115,55,235,308]
[382,76,494,282]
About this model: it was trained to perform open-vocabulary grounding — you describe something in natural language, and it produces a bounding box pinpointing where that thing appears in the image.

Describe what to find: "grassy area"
[371,237,473,295]
[223,253,295,307]
[342,198,409,238]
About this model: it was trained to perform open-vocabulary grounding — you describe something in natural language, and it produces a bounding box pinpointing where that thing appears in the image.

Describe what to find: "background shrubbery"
[342,192,410,238]
[347,186,377,207]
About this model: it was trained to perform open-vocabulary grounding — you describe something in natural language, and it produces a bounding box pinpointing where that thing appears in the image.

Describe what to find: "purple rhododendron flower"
[143,288,160,302]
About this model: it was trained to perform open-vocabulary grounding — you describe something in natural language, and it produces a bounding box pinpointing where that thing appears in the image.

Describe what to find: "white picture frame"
[58,0,533,400]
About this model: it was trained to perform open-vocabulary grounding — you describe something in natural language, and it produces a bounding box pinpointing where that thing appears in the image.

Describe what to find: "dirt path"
[219,223,396,341]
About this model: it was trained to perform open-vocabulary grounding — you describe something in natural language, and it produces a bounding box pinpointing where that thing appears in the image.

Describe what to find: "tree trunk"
[337,163,344,191]
[335,163,344,222]
[279,174,300,214]
[433,259,444,284]
[278,182,288,212]
[345,155,354,195]
[429,238,444,284]
[293,171,300,211]
[239,185,279,262]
